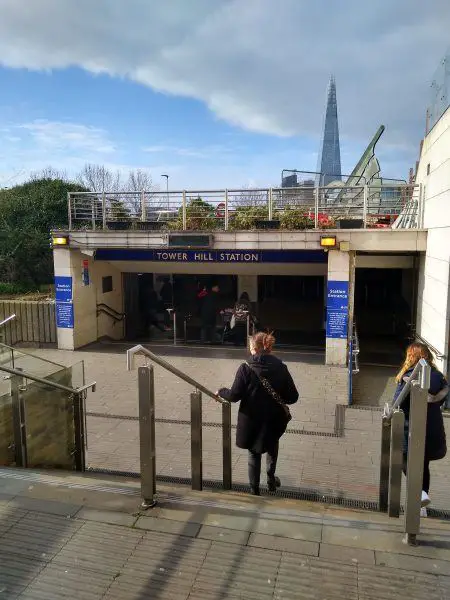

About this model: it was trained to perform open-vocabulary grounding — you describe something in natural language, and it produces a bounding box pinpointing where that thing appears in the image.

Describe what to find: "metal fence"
[428,50,450,133]
[67,183,421,231]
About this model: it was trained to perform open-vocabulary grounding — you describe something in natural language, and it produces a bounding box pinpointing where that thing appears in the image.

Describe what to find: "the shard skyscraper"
[317,76,342,186]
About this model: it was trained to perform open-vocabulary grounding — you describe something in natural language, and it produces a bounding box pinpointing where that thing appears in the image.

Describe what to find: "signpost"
[55,276,74,329]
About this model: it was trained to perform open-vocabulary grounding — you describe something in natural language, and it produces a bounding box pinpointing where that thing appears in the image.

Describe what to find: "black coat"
[393,366,447,461]
[219,354,299,454]
[201,291,219,326]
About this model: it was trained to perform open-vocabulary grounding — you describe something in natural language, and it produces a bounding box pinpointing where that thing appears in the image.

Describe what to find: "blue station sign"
[95,249,327,263]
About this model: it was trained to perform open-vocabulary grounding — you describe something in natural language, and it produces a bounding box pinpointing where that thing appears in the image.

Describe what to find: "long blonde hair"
[396,342,435,383]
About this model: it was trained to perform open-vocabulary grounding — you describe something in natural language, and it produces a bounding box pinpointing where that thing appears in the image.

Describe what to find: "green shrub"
[229,206,269,230]
[279,208,315,230]
[0,282,38,296]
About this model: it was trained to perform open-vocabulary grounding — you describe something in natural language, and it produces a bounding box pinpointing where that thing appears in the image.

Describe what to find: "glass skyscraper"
[317,76,342,186]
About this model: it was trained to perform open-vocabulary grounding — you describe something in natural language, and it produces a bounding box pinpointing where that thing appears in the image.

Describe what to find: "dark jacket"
[219,354,299,454]
[201,291,219,326]
[393,366,447,461]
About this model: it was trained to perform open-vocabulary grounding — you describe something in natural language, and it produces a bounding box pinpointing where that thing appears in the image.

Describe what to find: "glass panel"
[21,367,76,470]
[0,383,14,467]
[0,343,66,380]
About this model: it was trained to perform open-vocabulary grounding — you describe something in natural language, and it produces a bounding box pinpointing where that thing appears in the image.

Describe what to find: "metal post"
[363,185,368,228]
[68,193,72,230]
[141,190,146,222]
[73,392,86,471]
[404,379,428,545]
[224,189,229,231]
[182,191,187,231]
[314,187,319,229]
[268,188,273,221]
[190,390,203,491]
[91,196,96,231]
[388,409,404,517]
[10,375,27,468]
[379,417,391,512]
[102,192,107,230]
[139,365,157,509]
[173,310,177,346]
[222,402,232,490]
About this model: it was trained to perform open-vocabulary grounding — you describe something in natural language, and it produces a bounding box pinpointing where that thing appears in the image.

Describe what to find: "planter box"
[134,221,163,231]
[107,221,132,231]
[255,220,280,230]
[337,219,364,229]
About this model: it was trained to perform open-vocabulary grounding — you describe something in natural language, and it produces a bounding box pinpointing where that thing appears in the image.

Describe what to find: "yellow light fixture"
[320,235,337,248]
[52,236,69,246]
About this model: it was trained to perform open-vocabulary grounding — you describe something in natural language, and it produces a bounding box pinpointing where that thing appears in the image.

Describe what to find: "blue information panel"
[326,280,349,339]
[55,276,73,302]
[56,302,74,329]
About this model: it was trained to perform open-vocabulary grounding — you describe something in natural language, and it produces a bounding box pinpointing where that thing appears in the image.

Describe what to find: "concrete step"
[1,467,450,598]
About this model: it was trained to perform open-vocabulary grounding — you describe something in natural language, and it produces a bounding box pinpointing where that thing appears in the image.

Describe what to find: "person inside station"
[145,283,166,335]
[225,292,254,346]
[200,282,221,344]
[159,277,173,331]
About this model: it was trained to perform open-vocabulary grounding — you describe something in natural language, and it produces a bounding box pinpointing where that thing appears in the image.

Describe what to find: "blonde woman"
[394,343,448,514]
[217,332,298,495]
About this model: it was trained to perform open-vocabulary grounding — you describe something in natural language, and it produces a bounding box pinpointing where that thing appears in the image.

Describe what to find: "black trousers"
[248,442,279,487]
[403,454,431,494]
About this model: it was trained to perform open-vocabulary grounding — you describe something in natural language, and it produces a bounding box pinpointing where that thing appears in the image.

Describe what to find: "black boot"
[250,485,260,496]
[267,476,281,492]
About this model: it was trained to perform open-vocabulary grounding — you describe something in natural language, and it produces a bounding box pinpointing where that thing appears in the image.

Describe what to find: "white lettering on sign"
[219,252,259,262]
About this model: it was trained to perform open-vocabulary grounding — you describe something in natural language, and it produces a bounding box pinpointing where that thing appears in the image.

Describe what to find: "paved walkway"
[26,344,450,511]
[1,467,450,599]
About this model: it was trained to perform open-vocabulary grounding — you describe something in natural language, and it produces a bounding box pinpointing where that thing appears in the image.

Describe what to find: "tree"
[0,177,86,287]
[76,163,121,193]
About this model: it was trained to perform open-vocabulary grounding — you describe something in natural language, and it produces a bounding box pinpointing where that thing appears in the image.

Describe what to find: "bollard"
[388,409,404,518]
[379,417,391,512]
[222,402,232,490]
[139,366,157,509]
[404,380,428,544]
[191,390,203,491]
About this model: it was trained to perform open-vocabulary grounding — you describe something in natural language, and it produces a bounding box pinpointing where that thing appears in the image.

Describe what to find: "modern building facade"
[318,76,342,186]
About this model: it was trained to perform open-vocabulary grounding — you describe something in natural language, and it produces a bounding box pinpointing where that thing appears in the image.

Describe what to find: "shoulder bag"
[246,362,292,423]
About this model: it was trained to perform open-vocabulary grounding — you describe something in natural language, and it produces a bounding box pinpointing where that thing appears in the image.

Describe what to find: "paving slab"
[319,542,375,565]
[134,515,201,537]
[74,507,138,527]
[198,525,250,545]
[248,532,319,556]
[376,550,450,575]
[10,495,82,517]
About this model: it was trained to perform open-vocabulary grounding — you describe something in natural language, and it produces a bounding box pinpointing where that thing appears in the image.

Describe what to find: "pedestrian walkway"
[0,468,450,599]
[31,344,450,512]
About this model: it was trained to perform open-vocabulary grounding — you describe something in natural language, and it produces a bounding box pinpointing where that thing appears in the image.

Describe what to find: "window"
[102,276,113,293]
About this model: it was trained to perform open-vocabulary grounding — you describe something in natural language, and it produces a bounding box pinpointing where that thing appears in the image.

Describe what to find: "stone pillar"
[237,275,258,302]
[325,249,355,365]
[53,248,97,350]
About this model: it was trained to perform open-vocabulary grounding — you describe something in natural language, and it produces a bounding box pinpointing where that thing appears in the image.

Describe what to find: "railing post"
[379,416,391,512]
[224,189,229,231]
[102,192,107,230]
[388,408,404,518]
[68,193,72,230]
[139,365,157,509]
[404,378,428,545]
[73,391,86,471]
[10,374,28,468]
[222,402,232,490]
[314,187,319,229]
[172,310,177,346]
[268,188,273,221]
[363,185,368,228]
[182,191,187,231]
[141,190,146,222]
[91,196,96,231]
[191,390,203,491]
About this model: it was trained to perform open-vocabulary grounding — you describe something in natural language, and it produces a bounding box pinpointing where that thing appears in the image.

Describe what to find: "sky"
[0,0,448,190]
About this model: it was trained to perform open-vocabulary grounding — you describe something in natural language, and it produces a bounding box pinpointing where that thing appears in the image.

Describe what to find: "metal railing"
[379,359,431,545]
[126,345,232,509]
[0,314,16,328]
[0,362,96,471]
[67,183,420,231]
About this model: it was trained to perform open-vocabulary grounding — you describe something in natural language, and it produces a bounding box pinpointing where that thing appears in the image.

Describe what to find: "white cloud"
[0,0,447,150]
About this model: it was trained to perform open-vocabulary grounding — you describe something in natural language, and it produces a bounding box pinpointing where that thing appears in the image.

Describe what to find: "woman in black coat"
[217,332,298,495]
[393,342,448,514]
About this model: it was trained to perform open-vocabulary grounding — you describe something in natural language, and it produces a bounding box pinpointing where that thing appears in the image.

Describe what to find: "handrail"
[97,303,124,319]
[97,304,125,323]
[127,344,226,404]
[0,363,96,395]
[413,332,445,360]
[383,358,430,419]
[0,314,16,328]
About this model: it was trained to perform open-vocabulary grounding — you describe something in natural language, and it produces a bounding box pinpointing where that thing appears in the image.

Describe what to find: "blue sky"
[0,0,448,190]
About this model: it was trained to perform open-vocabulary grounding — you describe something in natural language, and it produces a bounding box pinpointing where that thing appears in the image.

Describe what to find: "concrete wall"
[54,249,124,350]
[415,105,450,372]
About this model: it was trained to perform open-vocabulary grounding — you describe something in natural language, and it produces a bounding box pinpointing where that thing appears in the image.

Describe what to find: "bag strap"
[246,362,286,406]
